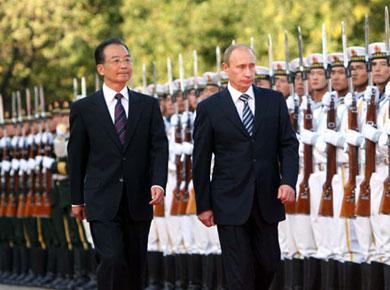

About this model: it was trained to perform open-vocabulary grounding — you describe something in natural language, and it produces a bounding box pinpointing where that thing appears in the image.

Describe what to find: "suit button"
[251,139,255,143]
[253,159,257,162]
[119,178,124,183]
[122,157,126,161]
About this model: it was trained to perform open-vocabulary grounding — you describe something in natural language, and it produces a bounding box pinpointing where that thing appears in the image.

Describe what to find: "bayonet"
[34,86,39,119]
[73,78,78,100]
[364,14,373,86]
[167,57,174,99]
[16,91,22,123]
[81,77,87,98]
[142,63,147,91]
[193,50,198,92]
[297,26,309,98]
[39,85,46,118]
[153,62,158,98]
[385,6,389,64]
[25,89,32,121]
[323,24,332,92]
[179,54,186,94]
[216,46,221,87]
[268,34,274,88]
[342,22,353,95]
[250,36,254,50]
[0,94,4,125]
[12,92,17,123]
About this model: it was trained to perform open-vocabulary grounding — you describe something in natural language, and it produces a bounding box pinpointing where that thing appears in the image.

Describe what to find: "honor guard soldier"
[254,66,271,89]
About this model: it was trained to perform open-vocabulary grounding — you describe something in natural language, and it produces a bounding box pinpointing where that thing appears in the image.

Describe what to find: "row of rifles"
[284,11,390,217]
[0,86,54,222]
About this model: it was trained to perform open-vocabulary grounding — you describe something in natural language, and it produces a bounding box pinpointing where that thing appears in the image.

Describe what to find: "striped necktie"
[239,94,254,136]
[114,93,128,145]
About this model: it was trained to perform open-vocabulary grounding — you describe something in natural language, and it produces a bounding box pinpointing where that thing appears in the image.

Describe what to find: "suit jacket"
[67,88,168,222]
[192,85,299,225]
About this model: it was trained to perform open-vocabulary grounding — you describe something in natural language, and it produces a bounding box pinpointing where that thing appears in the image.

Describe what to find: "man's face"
[309,68,327,91]
[372,58,390,86]
[223,48,256,92]
[255,78,271,89]
[96,44,132,88]
[165,97,174,117]
[294,72,304,97]
[175,93,185,113]
[275,75,290,98]
[350,62,368,88]
[331,66,348,93]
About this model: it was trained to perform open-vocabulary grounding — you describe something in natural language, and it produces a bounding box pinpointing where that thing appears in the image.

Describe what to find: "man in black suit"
[192,44,299,290]
[67,38,168,290]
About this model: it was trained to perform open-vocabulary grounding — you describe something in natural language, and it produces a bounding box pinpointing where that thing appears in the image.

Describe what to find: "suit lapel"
[92,90,122,151]
[122,89,144,153]
[252,86,270,136]
[218,89,250,137]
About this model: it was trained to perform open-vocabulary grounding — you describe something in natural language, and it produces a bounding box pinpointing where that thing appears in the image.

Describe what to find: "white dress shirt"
[102,83,129,122]
[227,82,255,120]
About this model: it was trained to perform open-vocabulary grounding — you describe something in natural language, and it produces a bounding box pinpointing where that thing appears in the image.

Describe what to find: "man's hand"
[198,210,215,227]
[149,186,164,205]
[72,205,86,221]
[278,184,295,204]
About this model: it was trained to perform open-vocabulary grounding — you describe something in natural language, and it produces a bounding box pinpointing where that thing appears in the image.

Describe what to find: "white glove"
[385,81,390,98]
[323,129,345,147]
[35,155,43,166]
[11,136,19,148]
[18,137,25,148]
[19,159,28,172]
[1,160,11,173]
[28,158,36,170]
[386,120,390,135]
[300,95,311,111]
[322,91,338,108]
[27,135,34,145]
[362,123,382,142]
[315,136,327,153]
[182,142,194,155]
[378,132,389,147]
[172,143,183,155]
[285,96,295,112]
[345,129,364,146]
[363,85,380,104]
[344,92,354,108]
[34,133,42,145]
[11,159,19,171]
[42,156,55,169]
[300,129,318,145]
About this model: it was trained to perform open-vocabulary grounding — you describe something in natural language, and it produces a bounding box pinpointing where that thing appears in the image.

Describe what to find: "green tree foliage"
[0,0,388,109]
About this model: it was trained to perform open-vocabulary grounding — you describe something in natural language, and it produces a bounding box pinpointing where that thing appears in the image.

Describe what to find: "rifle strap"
[340,164,354,261]
[63,215,73,251]
[36,217,46,250]
[76,219,89,251]
[23,223,31,249]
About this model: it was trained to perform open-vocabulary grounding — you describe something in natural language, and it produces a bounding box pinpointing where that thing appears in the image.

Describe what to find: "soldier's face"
[223,48,256,92]
[309,69,327,91]
[372,59,390,86]
[96,44,132,89]
[331,67,348,93]
[200,85,219,100]
[165,97,174,117]
[275,75,290,98]
[188,90,197,110]
[255,79,271,89]
[350,62,368,88]
[175,93,185,113]
[294,73,304,97]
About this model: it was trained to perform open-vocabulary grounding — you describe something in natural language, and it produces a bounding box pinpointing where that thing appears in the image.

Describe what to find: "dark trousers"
[217,195,280,290]
[90,189,151,290]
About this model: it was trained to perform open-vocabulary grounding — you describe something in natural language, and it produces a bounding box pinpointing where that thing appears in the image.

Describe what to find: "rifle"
[5,92,20,218]
[380,7,390,214]
[177,54,190,215]
[40,86,52,218]
[167,58,183,216]
[0,127,10,217]
[152,62,165,217]
[340,21,359,218]
[356,16,376,217]
[296,26,313,215]
[283,31,296,214]
[268,34,275,89]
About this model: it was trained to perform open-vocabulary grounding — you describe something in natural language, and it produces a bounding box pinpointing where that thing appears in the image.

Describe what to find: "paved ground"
[0,285,50,290]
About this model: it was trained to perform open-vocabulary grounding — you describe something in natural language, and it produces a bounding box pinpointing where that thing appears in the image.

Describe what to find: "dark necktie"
[239,94,254,136]
[114,93,128,145]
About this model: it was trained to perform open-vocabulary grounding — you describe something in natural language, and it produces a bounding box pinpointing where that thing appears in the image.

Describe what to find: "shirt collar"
[227,82,254,103]
[102,83,129,103]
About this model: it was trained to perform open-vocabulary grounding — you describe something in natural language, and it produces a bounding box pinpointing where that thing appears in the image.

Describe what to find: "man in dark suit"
[67,38,168,290]
[192,44,299,290]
